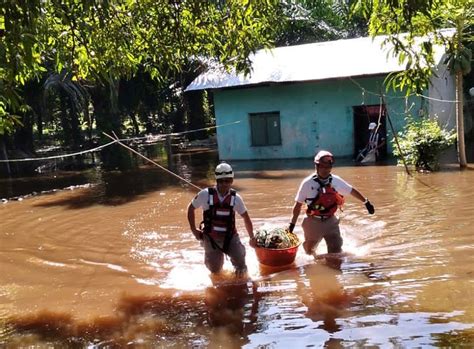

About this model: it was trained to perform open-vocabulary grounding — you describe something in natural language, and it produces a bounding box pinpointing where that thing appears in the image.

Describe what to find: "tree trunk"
[59,92,70,144]
[130,112,140,136]
[69,100,82,150]
[185,90,207,140]
[0,136,11,177]
[91,81,135,171]
[36,100,44,140]
[456,71,467,168]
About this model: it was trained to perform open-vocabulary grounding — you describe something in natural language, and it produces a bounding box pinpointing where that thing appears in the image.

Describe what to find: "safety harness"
[201,187,237,252]
[306,175,345,219]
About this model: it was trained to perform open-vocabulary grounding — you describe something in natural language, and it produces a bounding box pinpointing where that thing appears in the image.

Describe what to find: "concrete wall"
[213,76,423,160]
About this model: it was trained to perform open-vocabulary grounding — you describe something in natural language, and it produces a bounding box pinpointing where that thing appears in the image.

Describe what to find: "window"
[249,112,281,146]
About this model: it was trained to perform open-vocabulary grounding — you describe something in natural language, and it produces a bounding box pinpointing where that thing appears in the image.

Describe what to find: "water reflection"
[1,151,474,347]
[299,262,348,334]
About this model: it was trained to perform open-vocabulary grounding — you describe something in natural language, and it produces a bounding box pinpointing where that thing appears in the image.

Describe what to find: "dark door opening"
[353,105,387,160]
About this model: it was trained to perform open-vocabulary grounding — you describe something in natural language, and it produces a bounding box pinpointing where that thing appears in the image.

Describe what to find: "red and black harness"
[201,187,237,252]
[306,175,344,219]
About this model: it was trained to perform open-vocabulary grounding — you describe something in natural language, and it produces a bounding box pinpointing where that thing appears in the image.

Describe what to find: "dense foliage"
[354,0,473,168]
[276,0,368,45]
[0,1,281,126]
[1,1,471,174]
[354,0,473,93]
[392,116,457,171]
[0,0,283,171]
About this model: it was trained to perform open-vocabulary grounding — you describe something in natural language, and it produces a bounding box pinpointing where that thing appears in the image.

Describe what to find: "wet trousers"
[202,233,247,273]
[301,215,343,254]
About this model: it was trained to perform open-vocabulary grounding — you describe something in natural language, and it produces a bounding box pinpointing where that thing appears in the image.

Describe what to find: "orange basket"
[255,243,300,267]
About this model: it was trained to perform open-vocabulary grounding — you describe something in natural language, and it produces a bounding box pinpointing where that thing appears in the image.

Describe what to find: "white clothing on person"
[295,173,353,254]
[191,187,247,215]
[191,187,248,274]
[295,174,353,205]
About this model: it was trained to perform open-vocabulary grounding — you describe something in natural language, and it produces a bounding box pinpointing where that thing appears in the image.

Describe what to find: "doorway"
[353,105,387,160]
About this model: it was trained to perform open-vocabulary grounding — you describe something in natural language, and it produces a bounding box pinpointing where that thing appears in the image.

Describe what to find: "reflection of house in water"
[186,30,456,161]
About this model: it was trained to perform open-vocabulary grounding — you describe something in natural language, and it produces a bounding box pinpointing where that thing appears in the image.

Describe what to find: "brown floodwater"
[1,151,473,348]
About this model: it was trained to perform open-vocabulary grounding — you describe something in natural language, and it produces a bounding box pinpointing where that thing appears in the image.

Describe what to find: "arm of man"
[187,202,203,240]
[350,187,365,203]
[234,194,256,247]
[350,187,375,214]
[288,201,303,232]
[240,211,256,248]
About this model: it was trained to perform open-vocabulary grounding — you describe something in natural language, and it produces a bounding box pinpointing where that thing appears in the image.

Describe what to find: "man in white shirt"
[187,162,256,276]
[288,150,375,255]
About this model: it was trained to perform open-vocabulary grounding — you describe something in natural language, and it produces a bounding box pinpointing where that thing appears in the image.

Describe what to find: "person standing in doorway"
[288,150,375,255]
[366,122,386,161]
[187,162,256,276]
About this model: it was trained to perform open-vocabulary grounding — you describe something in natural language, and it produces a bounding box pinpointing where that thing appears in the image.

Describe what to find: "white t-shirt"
[295,174,353,204]
[191,187,247,215]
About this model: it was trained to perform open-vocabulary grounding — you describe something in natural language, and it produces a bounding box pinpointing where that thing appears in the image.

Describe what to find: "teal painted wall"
[213,76,421,160]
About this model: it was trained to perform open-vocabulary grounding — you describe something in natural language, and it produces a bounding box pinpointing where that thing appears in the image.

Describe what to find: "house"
[186,32,455,161]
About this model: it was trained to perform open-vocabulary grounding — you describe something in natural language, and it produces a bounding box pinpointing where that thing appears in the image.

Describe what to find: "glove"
[287,222,295,233]
[364,199,375,214]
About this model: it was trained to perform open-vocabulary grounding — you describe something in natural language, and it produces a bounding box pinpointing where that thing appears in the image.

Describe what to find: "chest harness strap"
[306,175,344,219]
[201,187,237,253]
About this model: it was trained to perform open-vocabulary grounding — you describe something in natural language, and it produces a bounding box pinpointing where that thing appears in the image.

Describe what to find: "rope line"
[0,120,241,163]
[113,120,241,143]
[349,77,459,103]
[103,132,202,191]
[0,140,117,163]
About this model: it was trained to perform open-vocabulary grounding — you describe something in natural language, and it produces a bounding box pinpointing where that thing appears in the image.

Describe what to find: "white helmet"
[215,162,234,180]
[314,150,334,164]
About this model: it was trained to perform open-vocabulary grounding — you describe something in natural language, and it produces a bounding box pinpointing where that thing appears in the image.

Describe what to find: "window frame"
[249,111,282,147]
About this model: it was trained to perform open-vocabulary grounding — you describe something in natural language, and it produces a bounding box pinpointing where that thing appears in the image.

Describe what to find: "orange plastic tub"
[255,244,300,266]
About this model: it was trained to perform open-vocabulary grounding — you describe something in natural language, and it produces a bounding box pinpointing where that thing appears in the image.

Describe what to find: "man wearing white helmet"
[288,150,375,256]
[187,162,256,276]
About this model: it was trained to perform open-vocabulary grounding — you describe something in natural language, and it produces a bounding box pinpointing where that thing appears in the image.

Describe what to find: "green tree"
[0,0,282,169]
[277,0,368,46]
[354,0,473,168]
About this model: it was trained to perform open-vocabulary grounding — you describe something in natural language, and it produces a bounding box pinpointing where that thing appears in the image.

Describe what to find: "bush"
[392,116,456,171]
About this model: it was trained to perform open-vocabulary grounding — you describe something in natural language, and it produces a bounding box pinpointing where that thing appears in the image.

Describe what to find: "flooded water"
[1,151,473,348]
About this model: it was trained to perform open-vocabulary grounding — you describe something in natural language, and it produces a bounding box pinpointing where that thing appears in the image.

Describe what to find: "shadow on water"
[0,151,414,205]
[4,279,262,347]
[5,292,208,347]
[1,151,220,208]
[4,262,474,348]
[2,265,368,348]
[1,151,384,207]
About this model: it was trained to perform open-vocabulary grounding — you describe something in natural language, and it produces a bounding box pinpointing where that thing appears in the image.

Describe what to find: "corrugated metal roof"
[186,32,450,91]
